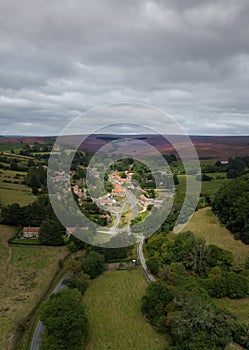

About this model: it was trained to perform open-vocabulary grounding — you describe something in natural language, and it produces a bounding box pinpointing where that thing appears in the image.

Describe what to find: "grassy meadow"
[83,269,167,350]
[0,142,25,153]
[182,207,249,265]
[181,207,249,329]
[176,174,231,200]
[0,225,68,349]
[0,169,36,206]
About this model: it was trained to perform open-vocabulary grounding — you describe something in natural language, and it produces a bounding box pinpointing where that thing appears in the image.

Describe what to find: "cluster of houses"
[139,194,163,208]
[110,171,132,197]
[52,170,70,183]
[98,197,116,206]
[73,185,85,203]
[111,170,133,184]
[112,185,126,197]
[52,170,77,183]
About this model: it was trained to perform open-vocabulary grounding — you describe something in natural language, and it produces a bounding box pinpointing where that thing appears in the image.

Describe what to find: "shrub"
[146,257,160,275]
[233,323,249,349]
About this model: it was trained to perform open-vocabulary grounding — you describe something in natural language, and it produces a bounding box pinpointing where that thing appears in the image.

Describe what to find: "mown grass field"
[176,174,231,201]
[182,207,249,264]
[0,186,36,206]
[0,143,25,153]
[83,269,167,350]
[0,225,68,349]
[0,169,36,206]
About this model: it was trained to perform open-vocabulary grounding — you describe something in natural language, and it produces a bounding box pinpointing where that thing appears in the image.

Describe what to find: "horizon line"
[2,133,249,138]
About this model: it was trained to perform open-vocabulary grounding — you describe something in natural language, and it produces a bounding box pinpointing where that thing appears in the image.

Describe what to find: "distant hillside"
[1,135,249,159]
[0,136,56,144]
[80,134,249,159]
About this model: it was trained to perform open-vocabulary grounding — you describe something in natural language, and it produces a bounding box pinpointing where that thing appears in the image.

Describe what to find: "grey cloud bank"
[0,0,249,135]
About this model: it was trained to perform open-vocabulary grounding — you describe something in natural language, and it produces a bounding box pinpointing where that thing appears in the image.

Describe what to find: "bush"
[233,323,249,349]
[202,272,249,299]
[202,276,227,298]
[63,272,90,295]
[146,257,160,275]
[226,272,249,298]
[205,245,233,270]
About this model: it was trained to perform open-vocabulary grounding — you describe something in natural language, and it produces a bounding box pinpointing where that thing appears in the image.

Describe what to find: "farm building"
[23,227,40,239]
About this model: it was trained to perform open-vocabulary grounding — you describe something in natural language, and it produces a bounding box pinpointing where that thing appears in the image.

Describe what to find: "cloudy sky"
[1,0,249,135]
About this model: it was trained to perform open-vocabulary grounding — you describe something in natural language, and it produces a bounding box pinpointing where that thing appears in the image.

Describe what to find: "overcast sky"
[1,0,249,136]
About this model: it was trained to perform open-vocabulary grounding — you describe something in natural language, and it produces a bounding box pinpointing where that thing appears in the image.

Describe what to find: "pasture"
[83,269,167,350]
[182,207,249,264]
[0,169,36,206]
[0,225,67,349]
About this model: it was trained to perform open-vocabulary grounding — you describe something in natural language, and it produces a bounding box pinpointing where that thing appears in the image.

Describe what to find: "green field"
[0,225,68,349]
[180,207,249,330]
[181,207,249,264]
[215,297,249,324]
[0,187,36,206]
[83,269,167,350]
[0,169,36,206]
[0,142,25,153]
[176,174,231,199]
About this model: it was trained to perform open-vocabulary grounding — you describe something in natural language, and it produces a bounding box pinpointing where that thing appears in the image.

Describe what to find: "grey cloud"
[0,0,249,135]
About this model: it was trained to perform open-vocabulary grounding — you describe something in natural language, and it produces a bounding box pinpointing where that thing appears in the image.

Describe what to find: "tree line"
[213,174,249,244]
[142,230,249,349]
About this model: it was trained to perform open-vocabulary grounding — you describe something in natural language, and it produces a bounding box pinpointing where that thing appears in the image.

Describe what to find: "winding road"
[30,279,66,350]
[138,236,155,283]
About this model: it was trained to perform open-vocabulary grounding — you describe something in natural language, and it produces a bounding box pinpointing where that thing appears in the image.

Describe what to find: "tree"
[80,251,106,279]
[10,160,19,171]
[196,173,212,181]
[227,157,246,178]
[226,272,249,299]
[167,231,208,274]
[233,323,249,349]
[202,271,249,299]
[39,219,65,246]
[104,181,114,193]
[213,175,249,243]
[146,257,160,275]
[1,203,22,225]
[206,244,233,270]
[63,272,90,295]
[67,234,87,252]
[168,288,235,350]
[141,281,174,330]
[41,288,88,350]
[173,174,179,185]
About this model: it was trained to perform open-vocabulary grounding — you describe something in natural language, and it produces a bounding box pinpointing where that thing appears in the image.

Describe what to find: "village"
[22,163,173,240]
